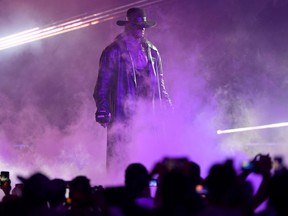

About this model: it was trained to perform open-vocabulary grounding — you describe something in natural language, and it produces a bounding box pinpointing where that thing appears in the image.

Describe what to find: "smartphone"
[0,171,10,186]
[241,161,254,171]
[163,157,189,172]
[149,179,158,198]
[195,184,208,196]
[64,181,71,204]
[149,179,158,187]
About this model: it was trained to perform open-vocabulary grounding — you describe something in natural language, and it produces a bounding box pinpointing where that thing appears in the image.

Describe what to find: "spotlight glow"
[0,0,163,51]
[217,122,288,134]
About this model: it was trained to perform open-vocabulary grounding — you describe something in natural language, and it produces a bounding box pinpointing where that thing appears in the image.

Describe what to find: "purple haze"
[1,0,288,186]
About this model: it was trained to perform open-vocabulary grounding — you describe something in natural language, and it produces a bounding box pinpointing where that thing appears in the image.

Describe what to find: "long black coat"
[93,33,172,125]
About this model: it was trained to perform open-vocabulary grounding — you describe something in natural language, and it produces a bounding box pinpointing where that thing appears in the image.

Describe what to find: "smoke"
[1,0,288,186]
[144,0,288,174]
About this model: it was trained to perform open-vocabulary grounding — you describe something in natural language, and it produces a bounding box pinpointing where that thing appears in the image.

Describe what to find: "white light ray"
[0,27,40,42]
[0,13,118,50]
[217,122,288,134]
[0,0,163,51]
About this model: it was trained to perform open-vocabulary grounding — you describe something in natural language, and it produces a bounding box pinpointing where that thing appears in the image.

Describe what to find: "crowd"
[0,154,287,216]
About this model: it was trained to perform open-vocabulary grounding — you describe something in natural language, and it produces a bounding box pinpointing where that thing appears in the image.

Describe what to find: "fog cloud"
[1,0,288,185]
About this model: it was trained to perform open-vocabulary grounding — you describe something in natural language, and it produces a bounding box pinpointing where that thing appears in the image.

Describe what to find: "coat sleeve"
[154,49,173,109]
[93,45,117,113]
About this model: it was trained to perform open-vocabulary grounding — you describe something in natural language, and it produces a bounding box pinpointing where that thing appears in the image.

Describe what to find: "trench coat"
[93,33,172,124]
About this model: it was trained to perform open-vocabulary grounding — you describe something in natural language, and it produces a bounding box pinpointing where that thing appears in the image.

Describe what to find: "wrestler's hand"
[95,110,111,128]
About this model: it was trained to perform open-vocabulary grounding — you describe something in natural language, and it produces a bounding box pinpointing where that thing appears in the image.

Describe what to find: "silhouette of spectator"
[187,161,203,189]
[102,163,153,216]
[125,163,151,202]
[18,172,53,216]
[238,154,272,211]
[158,170,204,216]
[149,158,204,216]
[0,180,24,216]
[198,160,254,216]
[0,177,12,202]
[68,175,101,216]
[273,156,287,176]
[257,169,288,216]
[48,178,69,215]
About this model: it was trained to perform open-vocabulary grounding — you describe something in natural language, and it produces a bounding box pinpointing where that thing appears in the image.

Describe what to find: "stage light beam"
[217,122,288,134]
[0,0,163,51]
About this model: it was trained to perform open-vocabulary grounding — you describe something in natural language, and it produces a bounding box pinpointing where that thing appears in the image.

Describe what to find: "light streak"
[217,122,288,134]
[0,27,40,42]
[0,0,163,51]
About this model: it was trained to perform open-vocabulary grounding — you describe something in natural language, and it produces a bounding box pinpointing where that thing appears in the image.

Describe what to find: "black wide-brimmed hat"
[116,8,156,28]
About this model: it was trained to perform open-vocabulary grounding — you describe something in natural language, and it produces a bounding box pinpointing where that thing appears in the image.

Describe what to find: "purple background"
[1,0,288,186]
